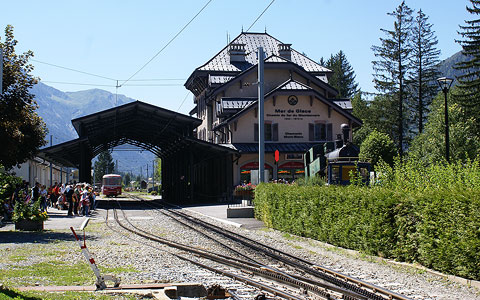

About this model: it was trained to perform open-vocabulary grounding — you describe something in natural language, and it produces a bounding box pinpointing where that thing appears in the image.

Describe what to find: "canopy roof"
[38,100,236,168]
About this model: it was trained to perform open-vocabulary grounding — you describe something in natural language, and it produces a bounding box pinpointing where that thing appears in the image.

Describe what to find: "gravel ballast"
[1,201,479,300]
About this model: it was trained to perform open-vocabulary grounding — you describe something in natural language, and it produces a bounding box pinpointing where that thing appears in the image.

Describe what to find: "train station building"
[186,32,361,184]
[38,32,361,202]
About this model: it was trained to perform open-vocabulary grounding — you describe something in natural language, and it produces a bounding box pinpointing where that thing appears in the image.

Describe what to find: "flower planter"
[234,190,253,199]
[15,219,44,231]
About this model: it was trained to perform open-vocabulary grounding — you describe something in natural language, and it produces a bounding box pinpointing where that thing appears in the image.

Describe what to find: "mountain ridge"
[32,82,155,176]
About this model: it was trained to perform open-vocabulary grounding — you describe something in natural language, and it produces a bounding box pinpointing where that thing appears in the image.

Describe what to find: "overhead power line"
[32,59,117,81]
[246,0,276,32]
[119,0,214,87]
[40,80,184,87]
[40,80,115,87]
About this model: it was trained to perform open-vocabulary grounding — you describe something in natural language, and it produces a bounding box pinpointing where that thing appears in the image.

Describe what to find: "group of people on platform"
[2,181,97,222]
[50,182,96,217]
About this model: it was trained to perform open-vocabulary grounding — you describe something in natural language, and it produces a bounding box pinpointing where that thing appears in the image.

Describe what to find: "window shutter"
[327,123,333,141]
[272,123,278,141]
[308,123,314,141]
[254,123,259,142]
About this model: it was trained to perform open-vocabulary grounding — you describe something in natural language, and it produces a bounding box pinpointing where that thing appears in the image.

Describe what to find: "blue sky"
[0,0,471,115]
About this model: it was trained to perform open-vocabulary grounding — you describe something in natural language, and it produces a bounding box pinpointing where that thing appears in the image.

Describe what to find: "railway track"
[106,200,318,299]
[134,194,411,300]
[107,195,412,300]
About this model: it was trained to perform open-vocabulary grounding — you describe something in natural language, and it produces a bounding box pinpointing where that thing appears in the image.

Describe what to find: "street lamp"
[437,77,454,162]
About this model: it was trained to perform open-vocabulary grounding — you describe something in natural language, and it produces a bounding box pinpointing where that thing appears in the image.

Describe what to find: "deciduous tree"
[409,87,480,164]
[359,129,397,168]
[0,25,47,169]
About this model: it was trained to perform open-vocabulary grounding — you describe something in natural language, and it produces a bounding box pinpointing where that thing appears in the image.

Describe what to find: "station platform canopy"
[37,101,237,202]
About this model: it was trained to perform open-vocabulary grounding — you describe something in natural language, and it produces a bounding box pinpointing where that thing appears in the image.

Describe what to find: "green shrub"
[254,158,480,280]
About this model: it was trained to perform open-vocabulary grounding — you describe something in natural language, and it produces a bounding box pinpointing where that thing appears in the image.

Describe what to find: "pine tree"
[326,51,359,98]
[94,151,115,182]
[455,0,480,132]
[371,1,413,156]
[409,9,441,134]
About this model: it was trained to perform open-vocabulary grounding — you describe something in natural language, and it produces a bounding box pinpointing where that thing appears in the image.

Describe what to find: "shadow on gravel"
[0,288,42,300]
[0,230,99,244]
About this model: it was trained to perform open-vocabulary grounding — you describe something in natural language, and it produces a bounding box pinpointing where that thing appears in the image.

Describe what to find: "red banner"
[278,161,304,169]
[241,162,273,169]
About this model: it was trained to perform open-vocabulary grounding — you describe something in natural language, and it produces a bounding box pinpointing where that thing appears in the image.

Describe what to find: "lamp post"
[437,77,454,162]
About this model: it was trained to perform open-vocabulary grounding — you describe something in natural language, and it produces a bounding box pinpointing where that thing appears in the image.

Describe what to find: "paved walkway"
[0,206,91,232]
[0,198,265,232]
[180,203,265,230]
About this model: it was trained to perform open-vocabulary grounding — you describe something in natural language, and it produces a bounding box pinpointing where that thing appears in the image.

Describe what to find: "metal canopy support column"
[79,141,92,183]
[189,150,194,202]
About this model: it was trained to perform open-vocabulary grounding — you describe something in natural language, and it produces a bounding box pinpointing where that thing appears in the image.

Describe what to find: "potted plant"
[12,199,48,231]
[234,183,256,199]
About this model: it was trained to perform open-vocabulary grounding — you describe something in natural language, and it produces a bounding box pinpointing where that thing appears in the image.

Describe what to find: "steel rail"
[104,208,262,300]
[156,200,411,300]
[109,200,345,300]
[140,200,366,300]
[113,202,354,300]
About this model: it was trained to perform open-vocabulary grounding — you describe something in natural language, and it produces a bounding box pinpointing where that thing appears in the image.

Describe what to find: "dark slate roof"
[216,97,257,118]
[333,100,353,110]
[221,97,256,109]
[221,143,320,153]
[279,79,312,91]
[265,55,289,63]
[209,75,235,85]
[316,75,328,83]
[213,78,362,130]
[197,33,331,74]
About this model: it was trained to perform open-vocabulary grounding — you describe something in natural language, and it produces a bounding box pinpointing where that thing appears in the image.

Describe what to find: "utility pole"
[152,160,155,190]
[49,135,53,187]
[146,164,149,190]
[258,47,265,183]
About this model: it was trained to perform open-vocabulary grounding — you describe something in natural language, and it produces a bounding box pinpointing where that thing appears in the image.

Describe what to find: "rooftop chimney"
[229,43,246,63]
[341,124,350,144]
[278,43,292,60]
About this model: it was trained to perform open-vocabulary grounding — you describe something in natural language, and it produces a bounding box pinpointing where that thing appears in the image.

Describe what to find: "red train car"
[102,174,122,197]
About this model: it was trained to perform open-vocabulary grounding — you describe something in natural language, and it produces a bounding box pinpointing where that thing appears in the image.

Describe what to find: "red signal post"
[274,150,280,163]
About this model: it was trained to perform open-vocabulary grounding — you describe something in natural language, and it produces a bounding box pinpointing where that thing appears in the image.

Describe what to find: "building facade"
[186,32,361,184]
[11,157,71,187]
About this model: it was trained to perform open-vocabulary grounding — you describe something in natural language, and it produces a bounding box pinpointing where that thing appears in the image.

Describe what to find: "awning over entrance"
[37,101,238,202]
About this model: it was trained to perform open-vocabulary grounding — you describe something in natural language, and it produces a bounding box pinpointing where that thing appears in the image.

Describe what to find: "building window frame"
[309,121,332,141]
[254,122,278,142]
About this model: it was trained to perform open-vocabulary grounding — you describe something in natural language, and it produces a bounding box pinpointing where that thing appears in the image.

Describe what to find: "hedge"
[254,159,480,280]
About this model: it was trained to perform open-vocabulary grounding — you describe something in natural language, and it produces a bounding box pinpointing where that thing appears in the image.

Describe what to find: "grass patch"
[8,255,26,262]
[84,222,105,233]
[0,288,139,300]
[100,265,138,274]
[0,261,94,287]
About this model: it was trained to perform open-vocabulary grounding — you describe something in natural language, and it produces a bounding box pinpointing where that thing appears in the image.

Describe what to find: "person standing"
[73,185,81,216]
[39,185,48,212]
[80,188,89,216]
[31,182,40,203]
[66,185,74,216]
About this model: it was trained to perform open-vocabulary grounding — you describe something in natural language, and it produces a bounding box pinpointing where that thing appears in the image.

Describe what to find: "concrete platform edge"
[182,207,243,228]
